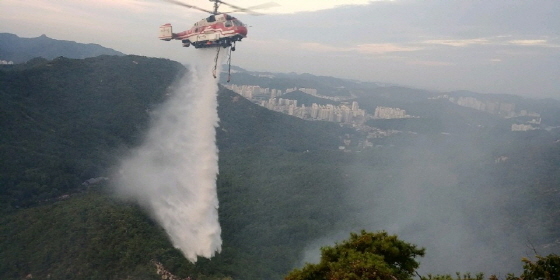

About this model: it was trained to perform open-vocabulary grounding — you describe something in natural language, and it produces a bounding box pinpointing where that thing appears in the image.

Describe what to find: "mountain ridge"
[0,33,125,63]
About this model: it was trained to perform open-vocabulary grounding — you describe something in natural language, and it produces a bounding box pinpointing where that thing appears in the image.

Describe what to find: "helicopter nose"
[237,26,248,37]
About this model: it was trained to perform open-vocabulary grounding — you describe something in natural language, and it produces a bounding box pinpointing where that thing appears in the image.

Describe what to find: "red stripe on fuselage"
[174,23,247,41]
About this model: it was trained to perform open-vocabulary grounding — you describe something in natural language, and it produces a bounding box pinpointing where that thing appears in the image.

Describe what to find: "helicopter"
[158,0,258,49]
[158,0,276,79]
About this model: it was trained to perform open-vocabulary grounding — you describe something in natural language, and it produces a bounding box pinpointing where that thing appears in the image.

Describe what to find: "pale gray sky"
[1,0,559,98]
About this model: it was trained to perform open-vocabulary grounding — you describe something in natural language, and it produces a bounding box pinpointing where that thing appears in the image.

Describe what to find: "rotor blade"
[161,0,215,14]
[246,2,281,10]
[222,9,264,15]
[223,2,280,15]
[217,0,257,14]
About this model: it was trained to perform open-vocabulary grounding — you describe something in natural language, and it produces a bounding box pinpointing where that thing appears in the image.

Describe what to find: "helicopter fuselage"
[159,13,247,48]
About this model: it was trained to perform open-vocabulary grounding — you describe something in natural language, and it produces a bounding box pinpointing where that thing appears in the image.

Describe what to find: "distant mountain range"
[0,33,124,63]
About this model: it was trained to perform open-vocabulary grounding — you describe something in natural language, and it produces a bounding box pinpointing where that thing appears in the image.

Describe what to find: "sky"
[1,0,559,98]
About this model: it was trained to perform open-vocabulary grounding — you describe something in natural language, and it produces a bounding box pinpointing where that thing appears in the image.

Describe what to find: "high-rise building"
[352,101,359,111]
[311,103,319,119]
[288,104,295,115]
[327,105,335,122]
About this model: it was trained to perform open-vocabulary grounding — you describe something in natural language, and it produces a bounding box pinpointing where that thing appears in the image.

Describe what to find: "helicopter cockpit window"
[232,19,243,26]
[225,21,233,27]
[207,15,216,22]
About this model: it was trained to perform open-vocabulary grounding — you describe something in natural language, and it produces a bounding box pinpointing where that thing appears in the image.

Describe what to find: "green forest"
[1,55,559,279]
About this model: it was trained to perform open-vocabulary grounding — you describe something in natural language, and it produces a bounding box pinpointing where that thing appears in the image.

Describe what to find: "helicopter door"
[198,34,219,41]
[197,34,207,42]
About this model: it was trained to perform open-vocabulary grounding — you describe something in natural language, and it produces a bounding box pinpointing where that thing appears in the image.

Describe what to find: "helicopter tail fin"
[159,23,173,41]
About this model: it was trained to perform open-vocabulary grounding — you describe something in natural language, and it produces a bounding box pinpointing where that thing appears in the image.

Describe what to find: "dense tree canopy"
[285,230,425,280]
[421,254,560,280]
[511,254,560,280]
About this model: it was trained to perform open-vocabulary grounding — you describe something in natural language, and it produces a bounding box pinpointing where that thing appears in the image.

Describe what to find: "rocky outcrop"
[152,260,192,280]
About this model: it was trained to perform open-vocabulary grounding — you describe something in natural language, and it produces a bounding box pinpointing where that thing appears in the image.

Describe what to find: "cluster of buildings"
[223,84,418,126]
[511,118,542,131]
[224,84,368,124]
[225,84,286,100]
[0,60,14,65]
[511,124,538,131]
[453,96,516,117]
[432,95,540,119]
[263,99,367,124]
[224,84,352,102]
[431,95,543,131]
[226,84,554,142]
[373,106,414,119]
[226,84,547,135]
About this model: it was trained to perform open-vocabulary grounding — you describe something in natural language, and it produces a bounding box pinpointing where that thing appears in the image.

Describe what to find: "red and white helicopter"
[158,0,276,79]
[159,0,257,49]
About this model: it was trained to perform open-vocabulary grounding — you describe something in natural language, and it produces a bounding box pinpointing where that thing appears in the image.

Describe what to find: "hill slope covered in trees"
[0,55,354,279]
[1,54,560,279]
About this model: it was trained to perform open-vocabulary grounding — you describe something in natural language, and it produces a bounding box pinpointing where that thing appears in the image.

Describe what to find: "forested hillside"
[1,54,559,280]
[0,55,353,279]
[0,55,183,211]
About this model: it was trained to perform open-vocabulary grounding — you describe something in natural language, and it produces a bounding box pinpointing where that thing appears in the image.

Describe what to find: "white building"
[511,124,537,131]
[374,106,408,119]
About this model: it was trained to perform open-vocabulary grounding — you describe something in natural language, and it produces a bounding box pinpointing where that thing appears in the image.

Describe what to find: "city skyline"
[225,82,548,133]
[223,83,420,125]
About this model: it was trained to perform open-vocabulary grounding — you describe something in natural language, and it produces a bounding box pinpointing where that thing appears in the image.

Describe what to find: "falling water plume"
[114,48,225,262]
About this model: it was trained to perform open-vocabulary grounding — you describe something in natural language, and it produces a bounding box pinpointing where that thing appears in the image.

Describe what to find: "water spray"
[115,48,224,262]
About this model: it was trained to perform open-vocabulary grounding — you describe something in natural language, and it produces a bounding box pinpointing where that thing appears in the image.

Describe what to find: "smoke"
[345,145,528,275]
[300,136,547,276]
[114,48,224,262]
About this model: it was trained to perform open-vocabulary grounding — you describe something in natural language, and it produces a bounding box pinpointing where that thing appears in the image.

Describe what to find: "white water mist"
[115,49,224,262]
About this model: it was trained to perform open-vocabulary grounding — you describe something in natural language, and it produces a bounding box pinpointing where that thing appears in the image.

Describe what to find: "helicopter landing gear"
[226,43,233,82]
[218,38,238,49]
[211,42,234,82]
[212,46,221,79]
[219,39,229,48]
